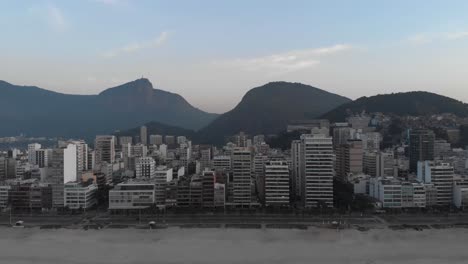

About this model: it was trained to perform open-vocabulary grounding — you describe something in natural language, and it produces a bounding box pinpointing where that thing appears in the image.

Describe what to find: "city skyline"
[2,0,468,113]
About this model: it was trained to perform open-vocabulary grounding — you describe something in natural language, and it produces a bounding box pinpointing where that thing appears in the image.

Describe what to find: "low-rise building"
[109,181,156,211]
[64,182,98,210]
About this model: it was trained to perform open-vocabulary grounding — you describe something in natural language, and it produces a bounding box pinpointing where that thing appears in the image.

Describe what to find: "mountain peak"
[99,78,154,96]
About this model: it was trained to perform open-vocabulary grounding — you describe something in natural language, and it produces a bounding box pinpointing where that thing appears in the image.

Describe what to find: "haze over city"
[1,0,468,113]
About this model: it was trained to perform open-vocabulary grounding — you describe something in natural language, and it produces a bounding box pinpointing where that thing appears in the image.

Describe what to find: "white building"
[159,144,168,159]
[64,144,78,183]
[213,155,231,171]
[109,181,156,210]
[177,136,187,145]
[232,148,252,206]
[63,182,97,210]
[135,157,156,179]
[300,132,334,208]
[369,177,426,208]
[417,161,454,206]
[28,143,41,164]
[264,160,290,206]
[453,181,468,209]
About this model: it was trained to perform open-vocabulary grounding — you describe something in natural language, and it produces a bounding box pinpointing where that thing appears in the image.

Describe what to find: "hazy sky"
[1,0,468,113]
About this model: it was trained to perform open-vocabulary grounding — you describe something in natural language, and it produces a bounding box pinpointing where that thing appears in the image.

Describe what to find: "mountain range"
[2,78,468,145]
[0,79,217,139]
[196,82,351,144]
[321,91,468,122]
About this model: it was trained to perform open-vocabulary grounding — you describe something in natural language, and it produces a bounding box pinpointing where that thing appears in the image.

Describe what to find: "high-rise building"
[291,140,301,200]
[135,157,156,179]
[300,133,334,208]
[434,139,451,158]
[202,170,215,207]
[0,157,7,181]
[264,160,290,207]
[119,136,133,146]
[149,134,163,145]
[409,129,435,173]
[214,183,226,208]
[27,143,41,164]
[154,166,173,206]
[165,135,175,145]
[231,147,252,206]
[140,126,148,146]
[95,135,116,165]
[34,149,49,168]
[379,151,395,177]
[48,148,65,208]
[252,154,268,178]
[335,139,363,181]
[177,136,187,145]
[213,155,231,171]
[65,140,88,173]
[363,151,378,177]
[64,144,78,183]
[200,147,212,171]
[234,132,248,147]
[417,161,454,206]
[332,124,355,147]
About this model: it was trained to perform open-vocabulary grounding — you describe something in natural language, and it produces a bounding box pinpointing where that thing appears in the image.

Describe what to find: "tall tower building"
[231,147,252,206]
[64,144,78,183]
[300,132,334,208]
[28,143,41,164]
[48,148,65,208]
[200,147,212,171]
[140,126,148,146]
[291,140,301,200]
[409,129,435,172]
[94,135,116,165]
[264,160,290,206]
[335,139,363,181]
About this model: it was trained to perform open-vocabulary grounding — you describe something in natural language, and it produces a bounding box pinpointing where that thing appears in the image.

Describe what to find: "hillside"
[196,82,351,144]
[321,91,468,122]
[115,121,195,139]
[0,79,217,139]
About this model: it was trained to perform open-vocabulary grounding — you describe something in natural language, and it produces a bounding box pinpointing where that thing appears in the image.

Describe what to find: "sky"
[1,0,468,113]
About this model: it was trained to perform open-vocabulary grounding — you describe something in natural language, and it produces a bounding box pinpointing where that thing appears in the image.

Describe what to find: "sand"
[0,227,466,264]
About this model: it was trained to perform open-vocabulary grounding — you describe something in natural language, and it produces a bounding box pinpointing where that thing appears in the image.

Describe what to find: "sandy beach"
[0,227,467,264]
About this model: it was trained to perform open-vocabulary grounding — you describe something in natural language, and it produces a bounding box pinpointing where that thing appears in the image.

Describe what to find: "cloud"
[446,31,468,40]
[27,3,67,32]
[93,0,123,5]
[406,31,468,45]
[213,44,352,75]
[406,34,433,45]
[47,4,67,31]
[102,31,170,58]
